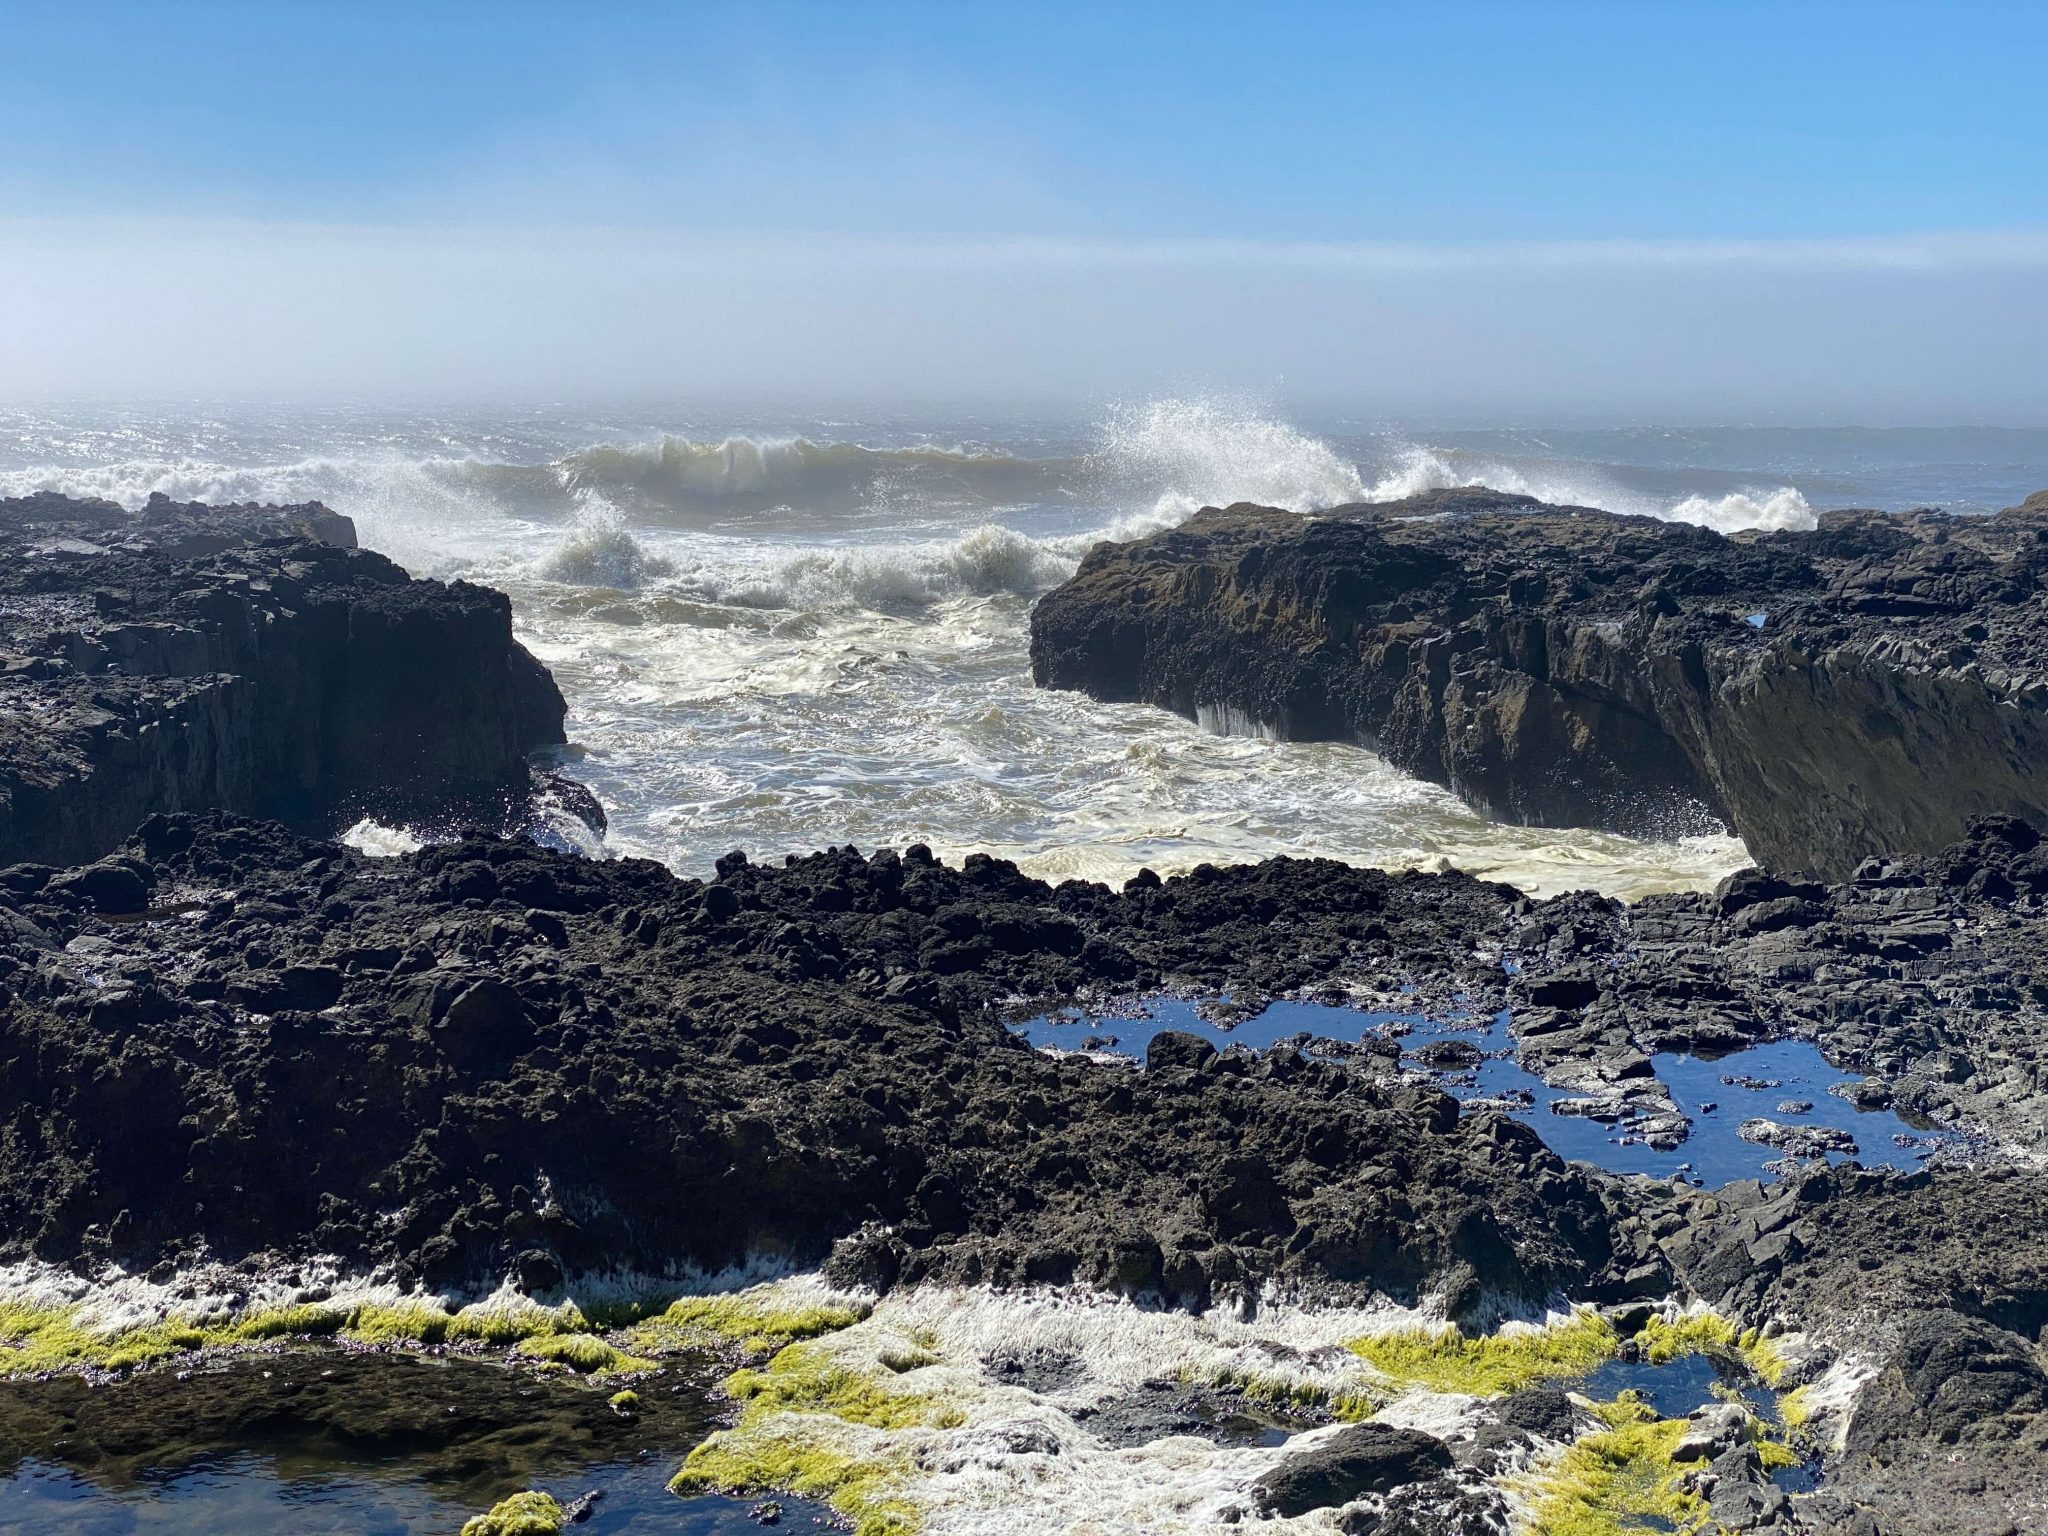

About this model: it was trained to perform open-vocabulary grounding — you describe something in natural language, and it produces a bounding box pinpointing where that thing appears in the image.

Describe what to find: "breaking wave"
[559,436,1078,516]
[1093,398,1368,518]
[1359,445,1817,532]
[540,498,675,589]
[648,524,1084,612]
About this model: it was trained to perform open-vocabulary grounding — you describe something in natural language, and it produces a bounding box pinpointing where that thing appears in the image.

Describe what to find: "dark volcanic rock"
[1252,1422,1453,1516]
[0,815,1619,1305]
[0,493,569,866]
[9,806,2048,1308]
[1823,1311,2048,1536]
[1030,488,2048,877]
[1846,1311,2048,1460]
[1503,813,2048,1152]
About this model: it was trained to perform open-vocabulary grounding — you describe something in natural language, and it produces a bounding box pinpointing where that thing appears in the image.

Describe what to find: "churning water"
[7,400,2045,898]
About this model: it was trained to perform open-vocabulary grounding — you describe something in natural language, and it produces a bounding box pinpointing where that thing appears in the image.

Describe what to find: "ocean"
[6,399,2045,899]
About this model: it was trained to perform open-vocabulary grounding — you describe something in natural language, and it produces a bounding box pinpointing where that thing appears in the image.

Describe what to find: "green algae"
[342,1301,463,1347]
[629,1292,867,1358]
[1636,1310,1789,1387]
[512,1332,658,1377]
[0,1303,210,1375]
[664,1338,956,1535]
[226,1302,352,1341]
[1199,1363,1376,1421]
[725,1342,962,1430]
[1347,1310,1619,1397]
[1776,1383,1813,1432]
[460,1489,565,1536]
[345,1298,586,1350]
[671,1430,917,1536]
[1520,1395,1708,1536]
[0,1291,599,1379]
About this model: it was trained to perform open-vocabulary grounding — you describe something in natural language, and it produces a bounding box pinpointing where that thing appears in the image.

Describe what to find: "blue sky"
[7,0,2044,238]
[3,1,2045,413]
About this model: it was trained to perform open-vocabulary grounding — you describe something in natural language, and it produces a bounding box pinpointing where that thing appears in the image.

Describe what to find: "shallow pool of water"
[1016,997,1955,1185]
[1567,1355,1819,1493]
[0,1458,822,1536]
[0,1353,827,1536]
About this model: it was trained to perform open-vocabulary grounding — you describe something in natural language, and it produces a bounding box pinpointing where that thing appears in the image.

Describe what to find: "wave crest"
[540,499,676,589]
[1095,398,1368,518]
[1359,445,1816,532]
[558,435,1073,516]
[665,524,1081,612]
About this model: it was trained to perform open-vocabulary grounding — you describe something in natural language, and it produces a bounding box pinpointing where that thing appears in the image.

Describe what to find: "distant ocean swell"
[0,400,1818,602]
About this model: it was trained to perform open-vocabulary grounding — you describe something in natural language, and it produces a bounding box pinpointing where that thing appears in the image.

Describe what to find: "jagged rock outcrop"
[0,493,570,865]
[4,815,2047,1531]
[1029,488,2048,877]
[0,813,1622,1305]
[1659,1163,2048,1536]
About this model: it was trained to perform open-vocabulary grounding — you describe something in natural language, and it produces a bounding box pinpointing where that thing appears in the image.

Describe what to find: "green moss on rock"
[665,1336,959,1535]
[1347,1310,1618,1397]
[1636,1309,1788,1387]
[630,1291,867,1358]
[671,1430,917,1536]
[513,1331,657,1377]
[1520,1395,1708,1536]
[460,1490,565,1536]
[725,1343,961,1430]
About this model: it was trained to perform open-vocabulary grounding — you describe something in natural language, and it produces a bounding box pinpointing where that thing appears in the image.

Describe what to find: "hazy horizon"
[4,3,2046,418]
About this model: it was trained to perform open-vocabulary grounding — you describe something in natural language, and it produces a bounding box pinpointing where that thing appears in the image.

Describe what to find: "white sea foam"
[540,495,676,589]
[1665,486,1817,532]
[1356,444,1817,531]
[558,434,1074,515]
[1096,398,1370,520]
[338,818,425,858]
[674,1279,1591,1535]
[2,400,1775,901]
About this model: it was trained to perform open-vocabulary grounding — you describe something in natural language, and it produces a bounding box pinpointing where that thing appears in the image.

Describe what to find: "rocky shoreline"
[2,492,2046,1535]
[0,493,579,868]
[1030,488,2048,878]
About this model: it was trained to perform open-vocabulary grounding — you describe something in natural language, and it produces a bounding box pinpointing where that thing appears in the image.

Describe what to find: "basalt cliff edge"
[0,492,572,867]
[1031,488,2048,877]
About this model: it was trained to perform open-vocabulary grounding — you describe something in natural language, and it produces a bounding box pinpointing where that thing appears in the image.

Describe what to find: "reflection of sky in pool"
[0,1453,826,1536]
[1567,1355,1819,1493]
[1014,997,1955,1186]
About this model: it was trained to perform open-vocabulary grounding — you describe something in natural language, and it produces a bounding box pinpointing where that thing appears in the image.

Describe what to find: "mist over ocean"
[9,399,2046,898]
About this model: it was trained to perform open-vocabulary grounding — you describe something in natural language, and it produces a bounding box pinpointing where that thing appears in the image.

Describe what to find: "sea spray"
[541,495,676,589]
[1358,443,1816,531]
[1093,397,1370,520]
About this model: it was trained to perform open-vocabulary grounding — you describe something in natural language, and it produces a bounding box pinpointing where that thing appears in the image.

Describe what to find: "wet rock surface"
[1510,814,2048,1154]
[4,808,2048,1298]
[4,817,2045,1529]
[1029,488,2048,877]
[0,494,570,867]
[5,499,2048,1531]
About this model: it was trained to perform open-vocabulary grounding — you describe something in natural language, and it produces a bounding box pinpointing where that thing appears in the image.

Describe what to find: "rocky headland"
[3,493,2047,1535]
[0,492,576,868]
[1030,488,2048,877]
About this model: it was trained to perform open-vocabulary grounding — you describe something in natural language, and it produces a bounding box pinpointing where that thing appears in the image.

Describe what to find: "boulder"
[1253,1423,1454,1516]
